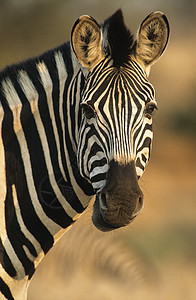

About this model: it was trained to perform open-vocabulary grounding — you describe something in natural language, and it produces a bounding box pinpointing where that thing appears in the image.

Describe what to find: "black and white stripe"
[0,10,169,299]
[78,58,156,191]
[0,43,95,299]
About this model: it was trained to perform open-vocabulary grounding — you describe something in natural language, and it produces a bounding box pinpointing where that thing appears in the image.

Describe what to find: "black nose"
[92,160,144,231]
[99,191,143,216]
[99,192,108,211]
[132,194,144,217]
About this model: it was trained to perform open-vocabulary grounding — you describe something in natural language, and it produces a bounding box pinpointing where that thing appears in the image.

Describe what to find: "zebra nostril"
[139,196,143,207]
[99,193,108,211]
[133,195,144,217]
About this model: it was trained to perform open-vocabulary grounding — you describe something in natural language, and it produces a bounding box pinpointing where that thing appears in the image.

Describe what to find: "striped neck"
[0,42,95,285]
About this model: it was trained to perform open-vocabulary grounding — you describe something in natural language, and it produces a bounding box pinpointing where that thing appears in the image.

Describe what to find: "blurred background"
[0,0,196,299]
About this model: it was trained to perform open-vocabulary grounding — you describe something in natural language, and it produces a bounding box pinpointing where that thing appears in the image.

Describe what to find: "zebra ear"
[135,12,169,69]
[71,15,104,69]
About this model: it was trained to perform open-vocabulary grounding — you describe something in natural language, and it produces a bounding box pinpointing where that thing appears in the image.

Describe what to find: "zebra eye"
[144,102,158,119]
[81,103,96,119]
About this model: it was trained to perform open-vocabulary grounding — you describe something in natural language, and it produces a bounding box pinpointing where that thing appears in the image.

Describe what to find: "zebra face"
[79,59,156,182]
[78,60,155,230]
[72,10,169,231]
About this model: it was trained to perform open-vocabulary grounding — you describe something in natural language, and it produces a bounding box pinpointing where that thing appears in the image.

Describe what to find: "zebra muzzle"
[92,160,144,231]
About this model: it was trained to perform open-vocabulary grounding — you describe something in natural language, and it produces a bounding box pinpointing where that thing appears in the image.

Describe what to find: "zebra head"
[71,10,169,231]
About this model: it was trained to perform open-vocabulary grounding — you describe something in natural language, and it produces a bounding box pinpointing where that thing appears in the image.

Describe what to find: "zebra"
[0,9,169,299]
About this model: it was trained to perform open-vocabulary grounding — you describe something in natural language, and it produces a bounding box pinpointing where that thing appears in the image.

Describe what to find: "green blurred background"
[0,0,196,299]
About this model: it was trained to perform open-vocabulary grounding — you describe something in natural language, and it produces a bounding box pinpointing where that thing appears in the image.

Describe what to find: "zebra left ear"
[135,12,170,70]
[71,15,104,70]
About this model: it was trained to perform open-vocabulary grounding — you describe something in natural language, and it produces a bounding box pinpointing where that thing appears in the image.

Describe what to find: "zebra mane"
[0,42,71,86]
[102,10,134,68]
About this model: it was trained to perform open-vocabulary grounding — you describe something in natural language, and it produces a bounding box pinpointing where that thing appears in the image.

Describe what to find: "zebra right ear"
[135,12,170,70]
[71,15,104,70]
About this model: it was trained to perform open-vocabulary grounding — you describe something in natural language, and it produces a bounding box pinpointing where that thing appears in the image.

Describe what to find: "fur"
[102,10,134,68]
[71,16,104,69]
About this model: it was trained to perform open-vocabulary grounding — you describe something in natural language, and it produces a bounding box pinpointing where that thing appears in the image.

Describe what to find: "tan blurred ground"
[0,1,196,299]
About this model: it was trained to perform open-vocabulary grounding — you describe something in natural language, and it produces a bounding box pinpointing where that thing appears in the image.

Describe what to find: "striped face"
[77,58,157,230]
[78,59,156,191]
[72,10,169,231]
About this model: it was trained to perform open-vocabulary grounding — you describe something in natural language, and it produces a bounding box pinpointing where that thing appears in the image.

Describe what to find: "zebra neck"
[0,42,95,287]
